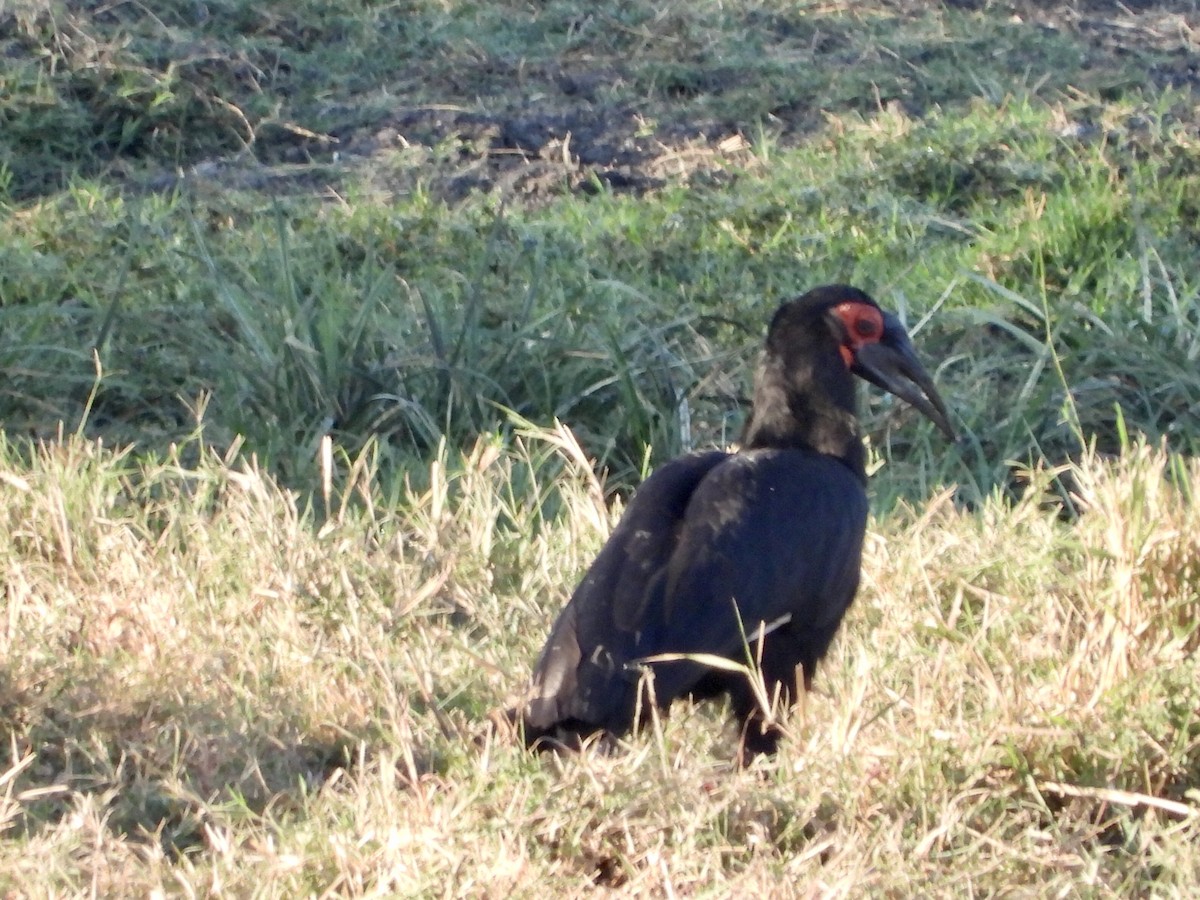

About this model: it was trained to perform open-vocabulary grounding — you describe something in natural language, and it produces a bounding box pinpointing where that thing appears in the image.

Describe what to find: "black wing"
[523,450,728,734]
[637,449,868,703]
[522,448,868,740]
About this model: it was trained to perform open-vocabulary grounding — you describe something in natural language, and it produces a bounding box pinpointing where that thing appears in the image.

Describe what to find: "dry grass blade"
[1038,781,1198,821]
[637,612,796,727]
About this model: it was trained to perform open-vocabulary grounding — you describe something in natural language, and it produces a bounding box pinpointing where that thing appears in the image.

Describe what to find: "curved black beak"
[852,313,955,440]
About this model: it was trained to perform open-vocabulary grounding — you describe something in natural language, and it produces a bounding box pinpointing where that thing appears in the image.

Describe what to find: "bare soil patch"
[159,1,1198,205]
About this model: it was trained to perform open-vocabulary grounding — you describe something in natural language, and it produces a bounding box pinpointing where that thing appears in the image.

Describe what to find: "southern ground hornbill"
[514,285,955,760]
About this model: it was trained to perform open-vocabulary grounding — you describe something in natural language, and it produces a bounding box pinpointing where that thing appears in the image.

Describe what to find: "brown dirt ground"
[167,1,1199,204]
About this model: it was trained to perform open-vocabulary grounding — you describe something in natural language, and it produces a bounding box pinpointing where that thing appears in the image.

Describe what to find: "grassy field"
[2,0,1200,895]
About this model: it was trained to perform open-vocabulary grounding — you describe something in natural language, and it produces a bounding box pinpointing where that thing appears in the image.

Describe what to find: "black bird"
[516,285,954,760]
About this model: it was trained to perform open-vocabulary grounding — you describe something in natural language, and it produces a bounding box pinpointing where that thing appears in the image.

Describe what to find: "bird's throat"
[740,364,866,479]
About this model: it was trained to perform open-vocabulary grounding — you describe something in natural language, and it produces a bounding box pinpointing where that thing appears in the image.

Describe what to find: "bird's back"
[521,448,868,745]
[635,449,868,703]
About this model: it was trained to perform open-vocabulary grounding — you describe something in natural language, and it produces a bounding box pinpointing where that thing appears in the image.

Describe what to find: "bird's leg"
[735,716,784,767]
[729,680,790,766]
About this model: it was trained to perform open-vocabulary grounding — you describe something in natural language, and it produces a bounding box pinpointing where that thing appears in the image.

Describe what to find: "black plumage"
[517,285,954,760]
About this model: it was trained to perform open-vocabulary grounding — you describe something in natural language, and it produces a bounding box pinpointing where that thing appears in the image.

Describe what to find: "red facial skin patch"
[832,301,884,368]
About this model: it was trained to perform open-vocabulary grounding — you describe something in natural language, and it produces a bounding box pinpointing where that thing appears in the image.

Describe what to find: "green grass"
[5,90,1200,497]
[3,0,1200,894]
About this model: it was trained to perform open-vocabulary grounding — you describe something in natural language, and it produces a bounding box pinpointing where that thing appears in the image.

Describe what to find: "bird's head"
[824,286,955,441]
[747,285,954,455]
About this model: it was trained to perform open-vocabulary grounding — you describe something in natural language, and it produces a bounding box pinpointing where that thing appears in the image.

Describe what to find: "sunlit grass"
[1,428,1197,894]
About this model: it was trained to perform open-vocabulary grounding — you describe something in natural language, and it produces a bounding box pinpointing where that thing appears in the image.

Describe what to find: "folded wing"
[521,448,867,745]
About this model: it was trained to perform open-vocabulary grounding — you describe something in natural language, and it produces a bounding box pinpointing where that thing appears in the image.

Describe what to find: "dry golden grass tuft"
[1,429,1198,895]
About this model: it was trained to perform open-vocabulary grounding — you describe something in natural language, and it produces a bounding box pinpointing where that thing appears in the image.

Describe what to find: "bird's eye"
[854,315,880,339]
[832,301,884,348]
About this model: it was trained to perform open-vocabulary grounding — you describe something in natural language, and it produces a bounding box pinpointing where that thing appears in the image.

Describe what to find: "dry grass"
[1,425,1197,895]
